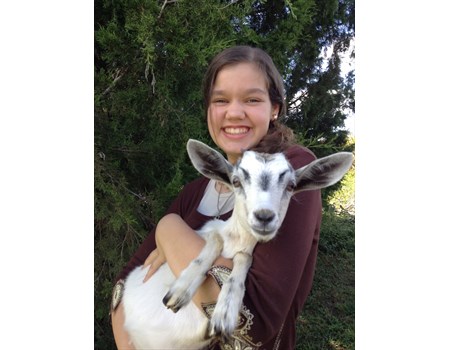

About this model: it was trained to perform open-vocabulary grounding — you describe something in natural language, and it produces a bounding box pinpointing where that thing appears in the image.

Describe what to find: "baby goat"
[122,139,353,349]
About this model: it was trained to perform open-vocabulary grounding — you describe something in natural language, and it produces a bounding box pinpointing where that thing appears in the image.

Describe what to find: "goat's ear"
[187,139,233,185]
[294,152,354,192]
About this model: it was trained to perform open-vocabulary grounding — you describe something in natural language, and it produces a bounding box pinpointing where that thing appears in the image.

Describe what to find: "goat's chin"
[251,228,277,242]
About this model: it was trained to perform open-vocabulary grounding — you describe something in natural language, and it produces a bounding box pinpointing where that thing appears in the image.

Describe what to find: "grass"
[296,212,355,349]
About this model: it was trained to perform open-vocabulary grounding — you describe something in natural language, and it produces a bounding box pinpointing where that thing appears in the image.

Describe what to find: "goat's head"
[187,139,353,242]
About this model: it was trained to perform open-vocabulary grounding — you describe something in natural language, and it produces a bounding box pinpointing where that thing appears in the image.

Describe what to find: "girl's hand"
[142,247,166,283]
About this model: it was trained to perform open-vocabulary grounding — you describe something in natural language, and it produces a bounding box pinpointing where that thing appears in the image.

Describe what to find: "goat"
[122,139,353,349]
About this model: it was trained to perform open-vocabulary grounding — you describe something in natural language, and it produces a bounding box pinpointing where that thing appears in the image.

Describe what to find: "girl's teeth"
[224,127,248,134]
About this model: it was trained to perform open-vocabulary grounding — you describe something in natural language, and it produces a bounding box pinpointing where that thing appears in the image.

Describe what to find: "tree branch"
[99,67,127,98]
[220,0,242,10]
[158,0,177,19]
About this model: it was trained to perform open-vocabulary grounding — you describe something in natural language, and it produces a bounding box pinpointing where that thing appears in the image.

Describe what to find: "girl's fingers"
[143,253,166,283]
[143,249,159,268]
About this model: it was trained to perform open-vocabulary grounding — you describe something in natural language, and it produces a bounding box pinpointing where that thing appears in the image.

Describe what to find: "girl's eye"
[213,99,227,104]
[247,98,261,103]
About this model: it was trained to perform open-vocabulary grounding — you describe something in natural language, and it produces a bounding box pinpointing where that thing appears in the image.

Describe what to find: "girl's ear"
[271,104,280,120]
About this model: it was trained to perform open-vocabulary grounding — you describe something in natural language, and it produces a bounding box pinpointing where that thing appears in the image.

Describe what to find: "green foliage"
[283,0,355,151]
[94,146,153,349]
[94,0,354,348]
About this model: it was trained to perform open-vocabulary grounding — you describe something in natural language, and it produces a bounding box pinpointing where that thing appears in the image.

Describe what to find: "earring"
[272,114,278,121]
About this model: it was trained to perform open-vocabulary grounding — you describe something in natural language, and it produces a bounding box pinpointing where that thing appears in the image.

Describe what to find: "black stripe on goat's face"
[232,150,297,242]
[258,171,271,192]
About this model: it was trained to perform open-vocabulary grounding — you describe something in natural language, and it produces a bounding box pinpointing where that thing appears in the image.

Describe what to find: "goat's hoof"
[162,292,173,308]
[206,320,233,343]
[162,291,187,313]
[204,322,214,340]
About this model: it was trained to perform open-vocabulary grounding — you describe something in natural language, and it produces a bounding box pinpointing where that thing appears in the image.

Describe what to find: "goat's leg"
[163,232,223,313]
[207,251,253,340]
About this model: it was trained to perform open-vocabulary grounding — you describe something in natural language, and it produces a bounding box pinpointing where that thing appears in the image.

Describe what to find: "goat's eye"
[286,182,295,192]
[232,178,241,188]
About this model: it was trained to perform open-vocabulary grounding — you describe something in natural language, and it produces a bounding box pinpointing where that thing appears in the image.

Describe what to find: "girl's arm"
[151,213,233,308]
[111,302,135,350]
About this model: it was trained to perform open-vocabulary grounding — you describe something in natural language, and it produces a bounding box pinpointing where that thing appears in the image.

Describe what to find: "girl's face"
[207,62,279,164]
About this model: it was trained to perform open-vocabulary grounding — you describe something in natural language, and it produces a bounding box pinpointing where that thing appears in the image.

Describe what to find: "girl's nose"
[225,100,245,119]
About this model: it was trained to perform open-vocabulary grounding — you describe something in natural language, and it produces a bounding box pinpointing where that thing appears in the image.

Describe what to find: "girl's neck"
[215,181,231,194]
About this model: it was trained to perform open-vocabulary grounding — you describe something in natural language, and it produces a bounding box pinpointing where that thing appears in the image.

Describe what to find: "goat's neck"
[220,199,258,258]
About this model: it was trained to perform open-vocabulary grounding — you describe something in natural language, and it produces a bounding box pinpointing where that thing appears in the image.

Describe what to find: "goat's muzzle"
[251,209,278,241]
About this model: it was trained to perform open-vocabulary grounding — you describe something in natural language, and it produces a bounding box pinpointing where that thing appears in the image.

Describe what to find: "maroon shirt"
[116,145,322,350]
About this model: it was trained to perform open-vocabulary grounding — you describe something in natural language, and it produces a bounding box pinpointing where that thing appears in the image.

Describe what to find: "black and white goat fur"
[122,139,353,349]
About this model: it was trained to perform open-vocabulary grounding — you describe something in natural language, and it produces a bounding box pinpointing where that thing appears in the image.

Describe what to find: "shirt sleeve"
[114,179,197,283]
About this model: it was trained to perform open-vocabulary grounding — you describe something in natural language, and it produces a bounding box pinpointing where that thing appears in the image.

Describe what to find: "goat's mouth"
[252,227,277,241]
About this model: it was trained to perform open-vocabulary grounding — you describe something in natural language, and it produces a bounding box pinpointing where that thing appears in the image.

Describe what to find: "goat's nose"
[254,209,275,224]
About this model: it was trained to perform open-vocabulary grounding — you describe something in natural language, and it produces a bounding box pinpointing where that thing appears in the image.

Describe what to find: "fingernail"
[141,263,151,270]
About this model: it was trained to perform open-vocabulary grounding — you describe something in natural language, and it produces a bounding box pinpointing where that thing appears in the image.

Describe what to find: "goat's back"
[123,264,210,349]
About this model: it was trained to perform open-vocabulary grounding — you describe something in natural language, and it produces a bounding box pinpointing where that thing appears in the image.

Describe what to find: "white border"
[1,1,93,348]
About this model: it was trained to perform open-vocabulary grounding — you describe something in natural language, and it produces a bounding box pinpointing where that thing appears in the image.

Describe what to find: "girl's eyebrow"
[211,88,267,96]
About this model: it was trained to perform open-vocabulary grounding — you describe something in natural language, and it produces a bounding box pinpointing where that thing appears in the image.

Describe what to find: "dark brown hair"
[202,45,295,153]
